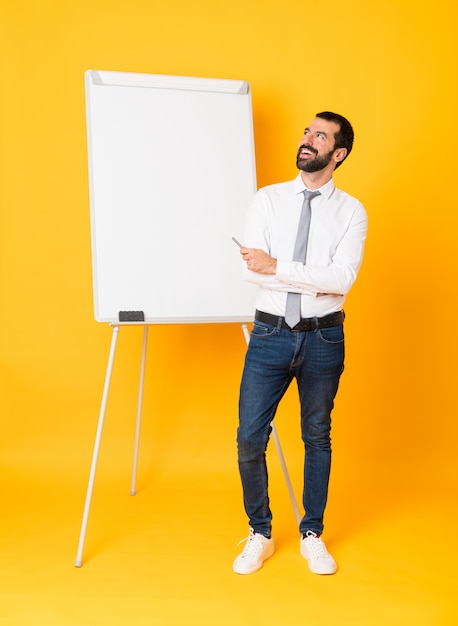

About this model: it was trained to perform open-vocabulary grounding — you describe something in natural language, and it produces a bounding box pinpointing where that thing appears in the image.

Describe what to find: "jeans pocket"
[251,320,277,338]
[317,325,344,345]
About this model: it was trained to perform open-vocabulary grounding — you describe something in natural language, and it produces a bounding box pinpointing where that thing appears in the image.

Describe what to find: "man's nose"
[302,136,313,147]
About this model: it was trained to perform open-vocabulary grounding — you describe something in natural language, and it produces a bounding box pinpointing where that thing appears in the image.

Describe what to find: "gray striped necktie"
[284,190,321,329]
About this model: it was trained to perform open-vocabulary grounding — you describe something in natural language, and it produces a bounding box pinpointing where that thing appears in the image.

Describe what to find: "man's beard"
[296,146,335,173]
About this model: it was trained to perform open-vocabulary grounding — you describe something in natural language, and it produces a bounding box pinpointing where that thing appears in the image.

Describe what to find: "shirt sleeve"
[276,202,368,296]
[241,189,296,292]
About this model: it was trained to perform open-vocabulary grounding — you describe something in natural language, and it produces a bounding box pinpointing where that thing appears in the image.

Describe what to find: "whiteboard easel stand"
[74,322,299,567]
[75,323,120,567]
[130,325,149,496]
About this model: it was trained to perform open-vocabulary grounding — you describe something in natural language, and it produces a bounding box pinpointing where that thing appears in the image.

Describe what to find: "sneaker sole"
[305,560,337,575]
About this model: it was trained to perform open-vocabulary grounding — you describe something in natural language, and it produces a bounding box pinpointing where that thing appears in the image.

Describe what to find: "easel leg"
[74,324,120,567]
[130,325,148,496]
[241,323,301,525]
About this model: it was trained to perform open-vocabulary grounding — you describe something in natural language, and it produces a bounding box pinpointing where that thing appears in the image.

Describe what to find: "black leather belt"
[255,309,345,332]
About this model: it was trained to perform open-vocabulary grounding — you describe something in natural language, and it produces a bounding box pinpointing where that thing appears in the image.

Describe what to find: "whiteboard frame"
[85,70,258,324]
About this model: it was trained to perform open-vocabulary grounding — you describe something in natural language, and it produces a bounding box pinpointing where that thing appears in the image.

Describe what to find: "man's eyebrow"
[304,127,328,138]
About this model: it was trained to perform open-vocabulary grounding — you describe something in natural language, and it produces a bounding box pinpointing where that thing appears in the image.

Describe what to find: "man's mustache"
[297,144,318,157]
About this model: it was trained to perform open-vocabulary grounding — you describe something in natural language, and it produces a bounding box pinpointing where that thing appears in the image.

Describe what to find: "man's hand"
[240,247,277,274]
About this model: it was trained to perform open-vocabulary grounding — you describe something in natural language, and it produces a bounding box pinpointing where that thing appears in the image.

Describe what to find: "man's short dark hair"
[316,111,354,168]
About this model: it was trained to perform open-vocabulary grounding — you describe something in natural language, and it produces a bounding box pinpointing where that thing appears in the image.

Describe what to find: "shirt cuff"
[275,258,294,284]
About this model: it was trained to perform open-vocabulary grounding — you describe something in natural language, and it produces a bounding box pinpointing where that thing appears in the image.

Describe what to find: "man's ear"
[334,147,347,164]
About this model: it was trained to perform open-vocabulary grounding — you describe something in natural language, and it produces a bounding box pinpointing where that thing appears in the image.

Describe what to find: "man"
[233,112,368,575]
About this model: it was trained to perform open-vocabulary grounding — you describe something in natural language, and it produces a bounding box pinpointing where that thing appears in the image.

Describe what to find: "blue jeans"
[237,315,345,538]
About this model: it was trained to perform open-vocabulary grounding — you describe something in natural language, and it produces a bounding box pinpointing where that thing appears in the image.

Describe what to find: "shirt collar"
[293,172,335,200]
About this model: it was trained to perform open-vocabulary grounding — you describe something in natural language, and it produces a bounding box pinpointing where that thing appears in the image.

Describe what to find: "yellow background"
[1,0,457,624]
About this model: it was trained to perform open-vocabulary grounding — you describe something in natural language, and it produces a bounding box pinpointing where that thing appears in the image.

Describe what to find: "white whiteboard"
[85,70,258,324]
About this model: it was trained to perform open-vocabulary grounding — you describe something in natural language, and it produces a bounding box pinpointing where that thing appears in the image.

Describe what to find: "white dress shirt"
[243,173,368,318]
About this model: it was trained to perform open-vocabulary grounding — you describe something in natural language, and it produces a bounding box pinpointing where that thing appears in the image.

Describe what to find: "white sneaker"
[233,528,274,574]
[300,531,337,575]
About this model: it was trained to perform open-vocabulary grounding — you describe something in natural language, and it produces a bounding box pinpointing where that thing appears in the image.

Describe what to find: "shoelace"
[237,530,264,558]
[304,532,328,559]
